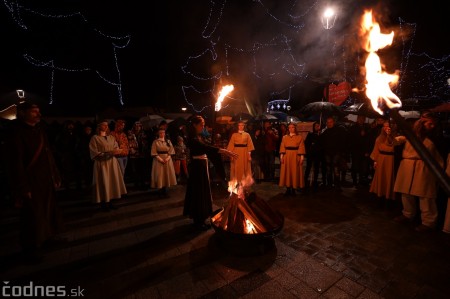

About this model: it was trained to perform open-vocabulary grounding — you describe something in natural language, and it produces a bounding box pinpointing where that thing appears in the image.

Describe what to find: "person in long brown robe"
[369,121,402,202]
[279,123,306,196]
[6,101,64,262]
[227,121,255,184]
[393,116,444,232]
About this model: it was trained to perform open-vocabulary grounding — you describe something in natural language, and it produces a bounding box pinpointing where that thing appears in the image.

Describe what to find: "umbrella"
[402,98,443,110]
[430,102,450,113]
[166,116,190,141]
[139,114,165,130]
[343,102,381,119]
[216,115,232,124]
[231,112,252,122]
[168,116,189,129]
[398,110,420,119]
[0,104,17,120]
[299,101,344,118]
[0,91,48,110]
[268,111,287,120]
[251,114,278,121]
[286,116,300,123]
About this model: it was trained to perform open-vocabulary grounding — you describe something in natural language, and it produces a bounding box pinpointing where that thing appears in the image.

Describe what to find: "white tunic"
[151,138,177,189]
[89,135,127,203]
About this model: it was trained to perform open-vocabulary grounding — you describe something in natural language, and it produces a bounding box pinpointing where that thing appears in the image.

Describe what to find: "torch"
[360,10,450,196]
[212,84,234,144]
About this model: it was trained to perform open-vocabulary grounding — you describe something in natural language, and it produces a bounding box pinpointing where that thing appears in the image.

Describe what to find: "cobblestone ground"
[1,180,449,299]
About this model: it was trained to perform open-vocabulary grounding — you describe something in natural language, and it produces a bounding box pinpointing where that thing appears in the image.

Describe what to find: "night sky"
[0,0,448,116]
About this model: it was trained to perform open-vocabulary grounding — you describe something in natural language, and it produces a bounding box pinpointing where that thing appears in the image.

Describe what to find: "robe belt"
[234,144,247,147]
[404,157,421,160]
[192,154,208,160]
[157,151,168,154]
[379,150,394,156]
[285,146,299,150]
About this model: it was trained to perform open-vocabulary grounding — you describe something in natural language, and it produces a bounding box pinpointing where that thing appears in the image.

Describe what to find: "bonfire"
[211,175,284,236]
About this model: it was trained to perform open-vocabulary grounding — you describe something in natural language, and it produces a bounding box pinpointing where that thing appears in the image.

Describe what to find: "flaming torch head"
[361,10,402,115]
[215,84,234,112]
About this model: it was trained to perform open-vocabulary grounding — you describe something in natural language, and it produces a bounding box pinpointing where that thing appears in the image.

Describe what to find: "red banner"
[324,81,351,106]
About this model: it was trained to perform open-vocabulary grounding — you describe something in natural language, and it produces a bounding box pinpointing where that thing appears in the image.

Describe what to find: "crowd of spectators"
[1,110,450,233]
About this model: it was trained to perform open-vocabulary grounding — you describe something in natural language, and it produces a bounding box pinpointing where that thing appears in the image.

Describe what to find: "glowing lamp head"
[324,8,334,18]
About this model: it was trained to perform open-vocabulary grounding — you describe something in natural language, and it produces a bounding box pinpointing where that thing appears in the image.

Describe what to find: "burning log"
[210,178,283,256]
[246,192,283,230]
[211,192,283,236]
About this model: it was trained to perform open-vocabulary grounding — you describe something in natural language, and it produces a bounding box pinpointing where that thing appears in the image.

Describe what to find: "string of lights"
[3,1,448,113]
[180,1,450,114]
[3,1,130,106]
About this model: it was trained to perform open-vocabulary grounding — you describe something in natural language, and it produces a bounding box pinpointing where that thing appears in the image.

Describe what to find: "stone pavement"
[1,182,450,299]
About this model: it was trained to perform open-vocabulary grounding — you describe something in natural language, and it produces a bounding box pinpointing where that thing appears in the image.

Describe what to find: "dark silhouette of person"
[5,101,65,262]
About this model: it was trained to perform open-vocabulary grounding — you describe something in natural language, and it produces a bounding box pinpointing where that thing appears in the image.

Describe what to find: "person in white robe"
[89,121,127,211]
[150,128,177,197]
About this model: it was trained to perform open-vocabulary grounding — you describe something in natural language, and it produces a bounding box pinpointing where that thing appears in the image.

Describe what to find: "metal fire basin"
[209,194,284,256]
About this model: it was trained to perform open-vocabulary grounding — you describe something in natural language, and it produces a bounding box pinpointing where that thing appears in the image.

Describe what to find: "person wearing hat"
[5,101,65,262]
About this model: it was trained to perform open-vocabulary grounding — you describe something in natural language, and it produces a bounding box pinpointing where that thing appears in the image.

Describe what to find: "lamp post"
[321,7,337,103]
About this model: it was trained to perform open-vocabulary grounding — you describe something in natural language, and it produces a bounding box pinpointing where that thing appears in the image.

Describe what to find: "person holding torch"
[183,115,238,231]
[393,115,444,232]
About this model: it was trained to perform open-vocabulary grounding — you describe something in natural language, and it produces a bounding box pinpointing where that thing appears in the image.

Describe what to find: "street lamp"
[321,8,336,30]
[16,89,25,99]
[321,7,337,103]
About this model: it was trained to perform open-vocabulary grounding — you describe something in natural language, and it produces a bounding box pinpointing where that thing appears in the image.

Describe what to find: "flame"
[227,174,254,198]
[215,84,234,112]
[245,219,256,234]
[361,10,401,115]
[228,180,238,194]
